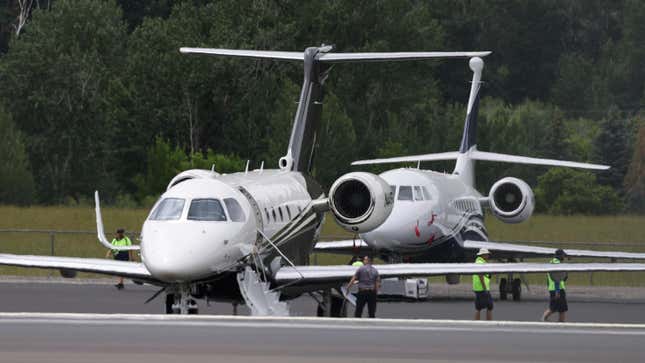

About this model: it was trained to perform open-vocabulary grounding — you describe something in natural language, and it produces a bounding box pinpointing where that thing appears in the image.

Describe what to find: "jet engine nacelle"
[488,177,534,224]
[328,172,394,233]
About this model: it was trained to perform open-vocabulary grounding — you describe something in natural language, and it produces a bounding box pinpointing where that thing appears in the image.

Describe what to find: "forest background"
[1,0,644,216]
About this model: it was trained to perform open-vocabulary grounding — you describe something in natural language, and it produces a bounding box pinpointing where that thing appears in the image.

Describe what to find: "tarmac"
[0,278,644,362]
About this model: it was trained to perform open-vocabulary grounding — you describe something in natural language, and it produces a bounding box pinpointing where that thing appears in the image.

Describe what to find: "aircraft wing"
[462,240,645,260]
[275,262,645,286]
[0,253,159,284]
[313,239,371,255]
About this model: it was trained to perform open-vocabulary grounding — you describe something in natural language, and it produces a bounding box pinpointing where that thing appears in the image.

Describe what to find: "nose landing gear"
[499,276,522,301]
[165,285,199,314]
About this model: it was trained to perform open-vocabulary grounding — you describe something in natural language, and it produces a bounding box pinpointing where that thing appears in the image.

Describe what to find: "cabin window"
[264,208,270,221]
[272,208,277,222]
[187,199,227,221]
[398,186,413,201]
[224,198,246,222]
[149,198,185,221]
[422,186,431,200]
[413,186,424,201]
[278,207,284,222]
[286,205,292,220]
[298,206,302,213]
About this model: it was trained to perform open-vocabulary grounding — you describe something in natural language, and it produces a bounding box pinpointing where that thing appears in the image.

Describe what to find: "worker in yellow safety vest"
[542,249,568,322]
[472,248,493,320]
[104,228,133,290]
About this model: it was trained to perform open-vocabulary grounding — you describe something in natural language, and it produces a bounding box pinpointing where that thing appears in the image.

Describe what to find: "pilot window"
[187,199,227,221]
[413,186,424,201]
[149,198,185,220]
[398,186,413,201]
[422,186,431,200]
[224,198,246,222]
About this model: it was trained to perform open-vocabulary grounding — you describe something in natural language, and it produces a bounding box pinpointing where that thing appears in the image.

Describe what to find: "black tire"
[165,294,174,314]
[316,304,324,317]
[330,295,346,318]
[512,278,522,301]
[499,278,508,300]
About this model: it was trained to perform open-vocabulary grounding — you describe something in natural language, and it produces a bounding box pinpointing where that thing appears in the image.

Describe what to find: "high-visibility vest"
[352,261,364,267]
[472,256,490,292]
[547,258,566,291]
[111,236,132,255]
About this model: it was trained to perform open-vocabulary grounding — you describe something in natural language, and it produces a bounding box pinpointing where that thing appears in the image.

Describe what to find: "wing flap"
[0,253,156,283]
[313,240,370,255]
[463,240,645,260]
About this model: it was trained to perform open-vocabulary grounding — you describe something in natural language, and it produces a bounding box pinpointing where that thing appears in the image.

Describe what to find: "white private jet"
[314,56,645,301]
[1,45,644,315]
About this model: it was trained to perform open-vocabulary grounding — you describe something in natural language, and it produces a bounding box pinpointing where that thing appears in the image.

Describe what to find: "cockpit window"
[149,198,185,221]
[413,186,424,201]
[398,186,413,201]
[187,199,227,221]
[422,186,431,200]
[224,198,246,222]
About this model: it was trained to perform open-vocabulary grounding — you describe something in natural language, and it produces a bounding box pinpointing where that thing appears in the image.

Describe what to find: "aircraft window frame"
[422,186,431,200]
[398,186,413,201]
[149,198,185,221]
[390,185,397,200]
[223,198,246,222]
[187,198,227,222]
[413,186,424,201]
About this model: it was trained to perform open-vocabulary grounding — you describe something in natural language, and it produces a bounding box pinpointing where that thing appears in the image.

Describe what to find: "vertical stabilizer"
[279,46,331,173]
[454,57,484,186]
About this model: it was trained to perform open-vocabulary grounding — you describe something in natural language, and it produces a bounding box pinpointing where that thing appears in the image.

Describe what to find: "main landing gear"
[499,276,522,301]
[315,289,347,317]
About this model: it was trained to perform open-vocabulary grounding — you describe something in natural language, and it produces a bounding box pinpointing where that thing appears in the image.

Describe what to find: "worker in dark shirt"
[347,256,380,318]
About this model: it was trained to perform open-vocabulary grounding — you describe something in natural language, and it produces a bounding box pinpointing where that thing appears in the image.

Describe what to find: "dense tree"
[593,106,632,191]
[624,123,645,212]
[0,104,34,204]
[0,0,127,203]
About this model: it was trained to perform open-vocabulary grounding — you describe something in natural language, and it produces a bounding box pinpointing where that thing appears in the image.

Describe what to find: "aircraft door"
[238,186,264,246]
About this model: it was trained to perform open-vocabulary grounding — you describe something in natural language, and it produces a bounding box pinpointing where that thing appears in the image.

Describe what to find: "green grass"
[0,206,644,286]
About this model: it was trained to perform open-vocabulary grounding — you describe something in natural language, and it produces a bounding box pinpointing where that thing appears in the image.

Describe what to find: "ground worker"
[472,248,493,320]
[542,249,568,322]
[105,228,132,290]
[350,256,364,267]
[347,255,380,318]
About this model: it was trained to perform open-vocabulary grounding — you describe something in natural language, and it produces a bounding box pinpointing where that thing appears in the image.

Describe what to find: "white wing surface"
[313,239,370,255]
[275,262,645,285]
[0,254,156,283]
[463,240,645,260]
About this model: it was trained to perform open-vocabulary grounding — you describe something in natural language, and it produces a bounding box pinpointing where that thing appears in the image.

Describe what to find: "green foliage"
[535,168,622,215]
[624,123,645,213]
[0,0,127,203]
[0,104,35,205]
[593,106,633,191]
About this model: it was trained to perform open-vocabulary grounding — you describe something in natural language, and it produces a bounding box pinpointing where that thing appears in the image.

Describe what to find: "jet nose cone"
[140,226,205,282]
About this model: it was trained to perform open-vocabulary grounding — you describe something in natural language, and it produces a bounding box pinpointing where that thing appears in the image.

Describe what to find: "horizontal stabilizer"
[352,152,461,166]
[351,150,609,170]
[470,150,609,170]
[180,47,491,63]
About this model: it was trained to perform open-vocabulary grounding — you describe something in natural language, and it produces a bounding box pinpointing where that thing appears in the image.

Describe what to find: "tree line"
[0,0,644,214]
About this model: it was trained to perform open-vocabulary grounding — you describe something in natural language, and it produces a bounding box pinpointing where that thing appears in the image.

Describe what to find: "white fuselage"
[361,168,485,258]
[140,169,316,283]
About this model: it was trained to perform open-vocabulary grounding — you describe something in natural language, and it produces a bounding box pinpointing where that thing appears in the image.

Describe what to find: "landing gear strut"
[316,289,347,317]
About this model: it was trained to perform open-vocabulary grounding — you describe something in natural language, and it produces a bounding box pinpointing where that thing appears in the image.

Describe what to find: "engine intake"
[488,177,534,224]
[329,172,394,233]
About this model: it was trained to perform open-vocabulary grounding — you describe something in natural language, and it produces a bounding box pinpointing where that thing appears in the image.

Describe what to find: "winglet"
[94,191,140,251]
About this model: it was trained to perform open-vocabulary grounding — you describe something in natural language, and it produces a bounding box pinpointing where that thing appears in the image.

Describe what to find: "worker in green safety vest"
[104,228,132,290]
[472,248,493,320]
[542,249,568,322]
[351,256,364,267]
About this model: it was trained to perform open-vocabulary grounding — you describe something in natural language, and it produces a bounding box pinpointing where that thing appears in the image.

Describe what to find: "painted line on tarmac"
[1,313,644,335]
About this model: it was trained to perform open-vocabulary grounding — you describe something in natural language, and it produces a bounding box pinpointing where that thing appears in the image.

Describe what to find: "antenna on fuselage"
[244,160,250,174]
[260,161,264,173]
[211,164,216,172]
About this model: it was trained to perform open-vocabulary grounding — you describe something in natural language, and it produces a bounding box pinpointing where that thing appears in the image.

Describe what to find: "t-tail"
[352,56,609,186]
[180,45,491,174]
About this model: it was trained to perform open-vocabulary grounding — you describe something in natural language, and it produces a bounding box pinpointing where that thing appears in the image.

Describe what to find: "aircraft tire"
[512,278,522,301]
[499,278,508,300]
[165,294,174,314]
